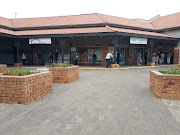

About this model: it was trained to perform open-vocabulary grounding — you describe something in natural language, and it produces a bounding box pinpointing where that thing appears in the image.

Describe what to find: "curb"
[7,64,180,70]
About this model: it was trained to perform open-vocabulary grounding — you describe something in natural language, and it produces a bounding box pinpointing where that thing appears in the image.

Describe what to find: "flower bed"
[0,71,52,104]
[150,70,180,99]
[0,64,7,73]
[3,69,39,76]
[47,65,79,83]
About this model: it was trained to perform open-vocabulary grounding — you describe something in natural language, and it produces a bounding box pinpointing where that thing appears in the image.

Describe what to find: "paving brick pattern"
[0,67,180,135]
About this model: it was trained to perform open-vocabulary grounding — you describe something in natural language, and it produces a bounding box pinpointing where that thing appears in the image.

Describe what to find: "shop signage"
[71,47,76,51]
[29,38,52,44]
[130,37,147,44]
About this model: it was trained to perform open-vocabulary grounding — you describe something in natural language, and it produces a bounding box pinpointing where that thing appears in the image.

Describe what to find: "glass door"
[119,48,125,65]
[116,45,125,65]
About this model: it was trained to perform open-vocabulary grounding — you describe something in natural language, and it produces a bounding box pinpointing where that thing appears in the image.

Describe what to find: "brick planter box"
[147,62,155,66]
[0,64,7,73]
[47,66,79,83]
[0,72,52,104]
[110,64,120,68]
[150,70,180,99]
[14,63,23,67]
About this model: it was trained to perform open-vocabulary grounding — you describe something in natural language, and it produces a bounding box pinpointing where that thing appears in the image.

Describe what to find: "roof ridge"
[9,19,14,28]
[105,26,116,32]
[10,13,97,20]
[97,13,107,23]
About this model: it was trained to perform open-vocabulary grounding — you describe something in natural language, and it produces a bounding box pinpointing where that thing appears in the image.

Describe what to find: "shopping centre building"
[0,12,180,65]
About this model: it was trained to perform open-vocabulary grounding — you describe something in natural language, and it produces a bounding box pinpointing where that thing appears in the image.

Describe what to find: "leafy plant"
[2,69,40,76]
[47,63,73,67]
[159,67,180,75]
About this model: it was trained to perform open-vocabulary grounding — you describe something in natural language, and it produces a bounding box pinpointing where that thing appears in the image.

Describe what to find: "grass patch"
[47,63,73,67]
[3,69,40,76]
[159,67,180,75]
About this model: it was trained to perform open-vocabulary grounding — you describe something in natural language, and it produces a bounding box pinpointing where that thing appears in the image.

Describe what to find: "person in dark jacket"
[36,50,41,66]
[49,52,53,63]
[54,49,58,63]
[93,51,97,66]
[74,52,79,65]
[117,51,120,65]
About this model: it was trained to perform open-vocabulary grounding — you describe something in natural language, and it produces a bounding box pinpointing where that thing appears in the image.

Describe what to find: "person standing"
[49,52,53,63]
[93,51,97,66]
[117,51,120,65]
[36,50,41,66]
[137,52,142,65]
[144,50,147,65]
[161,52,165,64]
[22,52,26,65]
[54,49,59,63]
[167,52,171,64]
[74,52,79,65]
[106,52,113,68]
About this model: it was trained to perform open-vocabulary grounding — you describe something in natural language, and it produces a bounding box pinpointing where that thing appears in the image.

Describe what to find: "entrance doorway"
[116,45,128,65]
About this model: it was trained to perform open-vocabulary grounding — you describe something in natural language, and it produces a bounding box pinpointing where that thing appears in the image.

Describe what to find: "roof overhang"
[0,26,179,40]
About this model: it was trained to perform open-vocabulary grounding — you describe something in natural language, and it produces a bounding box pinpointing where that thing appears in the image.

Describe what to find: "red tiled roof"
[0,28,14,35]
[98,14,156,30]
[9,13,157,30]
[0,24,178,39]
[0,17,13,28]
[152,12,180,30]
[16,27,114,35]
[106,26,177,38]
[10,14,105,28]
[0,13,180,31]
[0,26,177,39]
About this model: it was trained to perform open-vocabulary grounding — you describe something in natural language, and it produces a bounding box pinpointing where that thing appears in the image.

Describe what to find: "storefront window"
[77,47,102,63]
[132,45,146,62]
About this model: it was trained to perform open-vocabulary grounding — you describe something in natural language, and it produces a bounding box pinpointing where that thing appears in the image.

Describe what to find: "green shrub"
[159,67,180,75]
[47,63,73,67]
[2,69,40,76]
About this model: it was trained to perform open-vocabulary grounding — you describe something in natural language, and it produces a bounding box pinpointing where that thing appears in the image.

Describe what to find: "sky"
[0,0,179,20]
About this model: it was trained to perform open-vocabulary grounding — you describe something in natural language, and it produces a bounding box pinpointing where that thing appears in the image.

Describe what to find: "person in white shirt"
[167,52,171,64]
[137,52,142,65]
[106,52,113,68]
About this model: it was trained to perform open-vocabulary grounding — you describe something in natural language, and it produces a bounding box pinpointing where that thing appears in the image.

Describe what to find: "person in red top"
[22,52,26,65]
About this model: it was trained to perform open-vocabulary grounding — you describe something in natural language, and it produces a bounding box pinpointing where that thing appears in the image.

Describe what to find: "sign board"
[29,38,52,44]
[130,37,147,44]
[71,47,76,51]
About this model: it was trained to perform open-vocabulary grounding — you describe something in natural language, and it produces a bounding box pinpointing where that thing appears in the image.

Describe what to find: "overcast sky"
[0,0,179,20]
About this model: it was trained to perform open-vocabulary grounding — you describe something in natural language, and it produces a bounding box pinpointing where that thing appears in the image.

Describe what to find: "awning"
[0,26,179,40]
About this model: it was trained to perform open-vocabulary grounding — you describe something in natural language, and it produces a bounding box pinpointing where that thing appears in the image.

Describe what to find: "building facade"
[0,13,179,65]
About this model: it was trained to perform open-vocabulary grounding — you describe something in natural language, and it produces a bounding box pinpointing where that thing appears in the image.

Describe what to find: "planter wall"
[111,64,120,68]
[48,66,79,83]
[147,62,155,66]
[0,72,52,104]
[0,64,7,73]
[14,63,23,67]
[150,70,180,99]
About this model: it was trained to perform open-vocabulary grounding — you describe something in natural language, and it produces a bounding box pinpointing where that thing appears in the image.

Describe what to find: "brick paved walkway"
[0,67,180,135]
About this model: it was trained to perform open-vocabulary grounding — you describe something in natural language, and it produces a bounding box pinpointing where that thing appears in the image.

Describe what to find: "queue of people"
[21,50,173,67]
[35,49,60,66]
[152,52,172,65]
